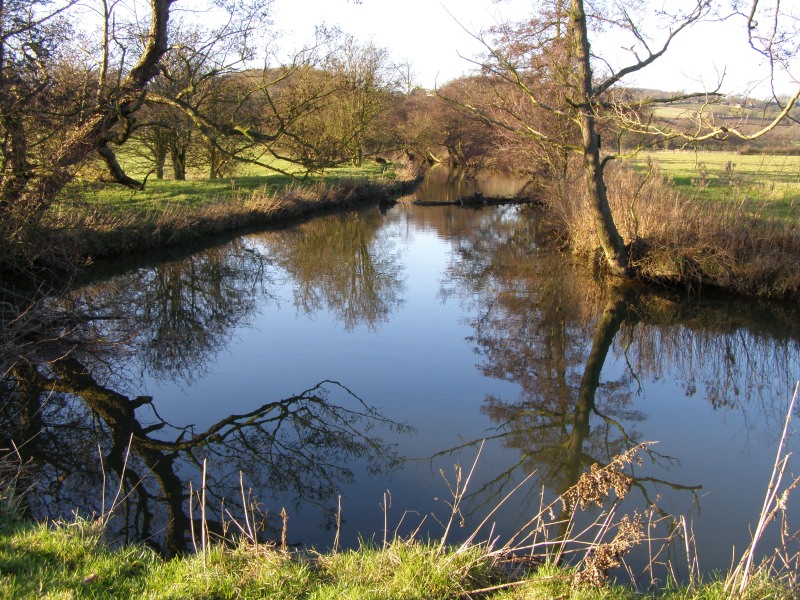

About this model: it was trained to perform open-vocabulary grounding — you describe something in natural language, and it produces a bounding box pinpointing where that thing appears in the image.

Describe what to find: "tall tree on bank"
[568,0,626,274]
[463,0,799,276]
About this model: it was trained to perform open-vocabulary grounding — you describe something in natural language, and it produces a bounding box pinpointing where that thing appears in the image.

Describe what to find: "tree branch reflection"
[437,206,800,524]
[4,358,409,555]
[58,240,273,383]
[1,222,410,555]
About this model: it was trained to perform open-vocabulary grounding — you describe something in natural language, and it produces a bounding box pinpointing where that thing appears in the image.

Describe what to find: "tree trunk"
[171,144,186,180]
[570,0,628,276]
[352,146,363,168]
[154,138,167,180]
[0,111,31,218]
[208,144,218,179]
[0,0,176,232]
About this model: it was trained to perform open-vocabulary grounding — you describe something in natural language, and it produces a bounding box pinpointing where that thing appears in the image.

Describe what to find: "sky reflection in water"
[4,203,799,576]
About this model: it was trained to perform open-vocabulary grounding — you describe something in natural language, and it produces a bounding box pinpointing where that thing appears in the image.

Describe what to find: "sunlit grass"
[1,431,797,599]
[0,157,418,268]
[63,160,393,213]
[647,103,779,121]
[1,520,795,599]
[628,151,800,219]
[39,177,411,264]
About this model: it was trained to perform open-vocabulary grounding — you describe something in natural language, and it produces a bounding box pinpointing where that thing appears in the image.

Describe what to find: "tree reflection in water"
[253,210,405,331]
[1,231,410,555]
[2,204,800,565]
[438,205,800,535]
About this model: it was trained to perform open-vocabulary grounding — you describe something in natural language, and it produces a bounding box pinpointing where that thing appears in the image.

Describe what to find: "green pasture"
[629,150,800,219]
[61,158,393,212]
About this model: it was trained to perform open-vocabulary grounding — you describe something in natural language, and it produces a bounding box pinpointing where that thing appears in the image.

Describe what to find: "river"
[2,197,799,581]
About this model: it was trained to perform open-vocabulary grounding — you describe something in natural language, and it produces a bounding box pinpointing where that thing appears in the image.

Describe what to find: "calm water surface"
[5,202,800,579]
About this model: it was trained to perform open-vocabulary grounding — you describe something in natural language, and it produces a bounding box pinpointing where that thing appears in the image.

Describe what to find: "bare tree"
[737,0,800,130]
[142,28,390,177]
[459,0,799,276]
[0,0,175,264]
[321,34,400,166]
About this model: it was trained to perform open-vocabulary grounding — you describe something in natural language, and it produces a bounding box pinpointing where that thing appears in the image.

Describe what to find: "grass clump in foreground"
[3,522,791,600]
[2,407,799,600]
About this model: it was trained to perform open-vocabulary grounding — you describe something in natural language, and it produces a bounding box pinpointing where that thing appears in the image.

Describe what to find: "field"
[63,158,393,212]
[628,150,800,219]
[648,102,786,121]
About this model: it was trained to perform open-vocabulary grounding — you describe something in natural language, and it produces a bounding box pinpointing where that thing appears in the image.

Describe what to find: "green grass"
[648,103,782,121]
[0,518,795,599]
[63,160,394,213]
[628,151,800,219]
[0,519,495,600]
[0,157,417,269]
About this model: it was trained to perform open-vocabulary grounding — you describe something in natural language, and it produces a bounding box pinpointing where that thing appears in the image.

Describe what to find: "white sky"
[269,0,799,99]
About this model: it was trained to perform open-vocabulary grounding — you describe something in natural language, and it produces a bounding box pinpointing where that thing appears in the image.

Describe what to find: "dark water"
[3,200,799,581]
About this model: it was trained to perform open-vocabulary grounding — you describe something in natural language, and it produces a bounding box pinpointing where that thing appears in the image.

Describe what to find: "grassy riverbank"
[7,151,800,300]
[551,155,800,299]
[2,437,798,600]
[0,510,793,599]
[6,162,418,270]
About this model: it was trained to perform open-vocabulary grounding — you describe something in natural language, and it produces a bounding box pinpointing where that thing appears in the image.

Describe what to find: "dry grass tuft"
[550,160,800,298]
[0,448,31,525]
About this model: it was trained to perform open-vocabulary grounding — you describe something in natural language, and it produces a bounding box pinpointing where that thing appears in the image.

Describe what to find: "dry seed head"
[562,462,633,512]
[574,513,644,588]
[562,444,649,511]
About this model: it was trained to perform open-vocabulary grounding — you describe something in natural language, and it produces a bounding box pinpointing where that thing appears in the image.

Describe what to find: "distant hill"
[619,87,798,120]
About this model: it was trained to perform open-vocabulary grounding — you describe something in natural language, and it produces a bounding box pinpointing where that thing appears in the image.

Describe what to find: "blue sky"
[269,0,799,99]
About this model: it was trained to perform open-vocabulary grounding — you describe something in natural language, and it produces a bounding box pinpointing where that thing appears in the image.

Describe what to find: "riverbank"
[0,509,793,599]
[547,161,800,300]
[64,179,409,262]
[0,164,422,272]
[2,432,797,599]
[5,157,800,301]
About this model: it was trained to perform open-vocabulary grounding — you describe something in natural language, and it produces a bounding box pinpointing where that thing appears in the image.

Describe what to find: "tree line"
[1,0,797,276]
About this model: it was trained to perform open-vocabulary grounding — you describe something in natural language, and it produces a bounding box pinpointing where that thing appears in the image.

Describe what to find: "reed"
[724,384,800,598]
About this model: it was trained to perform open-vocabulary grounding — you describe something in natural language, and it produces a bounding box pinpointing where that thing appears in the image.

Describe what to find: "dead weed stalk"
[180,392,799,595]
[724,383,800,598]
